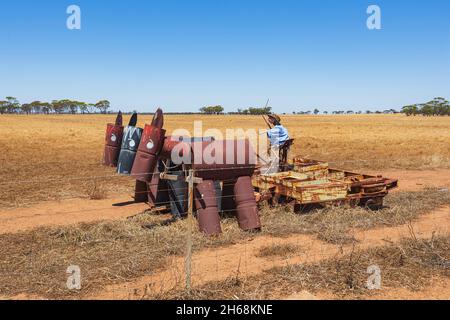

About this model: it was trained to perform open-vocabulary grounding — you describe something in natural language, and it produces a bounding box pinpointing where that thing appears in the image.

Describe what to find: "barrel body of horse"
[234,176,261,231]
[192,140,256,180]
[194,180,222,235]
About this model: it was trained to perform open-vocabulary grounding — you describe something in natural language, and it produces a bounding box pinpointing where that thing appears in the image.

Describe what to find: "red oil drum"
[133,171,169,208]
[234,176,261,232]
[103,112,124,167]
[147,170,170,207]
[194,180,222,236]
[134,180,149,203]
[131,109,166,182]
[192,139,256,180]
[160,136,191,161]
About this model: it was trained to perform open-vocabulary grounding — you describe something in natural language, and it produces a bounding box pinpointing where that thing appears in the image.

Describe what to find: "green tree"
[78,102,88,114]
[402,98,449,116]
[51,100,64,113]
[67,100,79,114]
[21,103,32,114]
[56,99,80,114]
[87,103,97,113]
[5,97,20,113]
[419,103,434,116]
[0,100,8,114]
[95,100,111,114]
[401,105,419,116]
[428,97,449,116]
[313,108,320,115]
[245,106,272,115]
[40,102,51,114]
[30,101,43,114]
[200,105,224,114]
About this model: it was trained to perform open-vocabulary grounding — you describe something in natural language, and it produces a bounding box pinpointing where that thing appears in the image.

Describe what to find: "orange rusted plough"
[252,157,398,211]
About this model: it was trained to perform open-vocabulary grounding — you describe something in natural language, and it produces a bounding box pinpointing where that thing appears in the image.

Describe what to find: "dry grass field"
[0,113,449,301]
[1,114,449,209]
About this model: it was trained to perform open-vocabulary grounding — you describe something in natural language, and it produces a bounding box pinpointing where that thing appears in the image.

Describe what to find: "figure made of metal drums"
[103,108,261,236]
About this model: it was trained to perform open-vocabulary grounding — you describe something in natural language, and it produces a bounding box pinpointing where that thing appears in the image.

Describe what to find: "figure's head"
[268,114,281,126]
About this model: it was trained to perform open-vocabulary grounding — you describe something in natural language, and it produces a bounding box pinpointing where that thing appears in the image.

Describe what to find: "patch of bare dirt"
[0,196,149,234]
[368,169,450,192]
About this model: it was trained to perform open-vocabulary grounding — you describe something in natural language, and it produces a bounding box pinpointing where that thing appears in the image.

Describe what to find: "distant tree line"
[3,96,448,116]
[292,108,399,115]
[228,106,272,115]
[199,105,272,115]
[401,97,450,116]
[0,97,112,114]
[199,105,224,114]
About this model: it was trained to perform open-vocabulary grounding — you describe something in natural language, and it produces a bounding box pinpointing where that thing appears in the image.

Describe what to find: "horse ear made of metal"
[128,112,138,127]
[117,112,143,175]
[103,111,124,167]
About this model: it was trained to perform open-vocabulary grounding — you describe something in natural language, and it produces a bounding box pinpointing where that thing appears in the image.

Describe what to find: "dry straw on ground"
[161,236,450,300]
[0,189,448,299]
[256,243,304,258]
[87,180,108,200]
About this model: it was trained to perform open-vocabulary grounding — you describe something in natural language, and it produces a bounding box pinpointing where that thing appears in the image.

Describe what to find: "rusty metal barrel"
[131,109,166,182]
[192,139,256,180]
[134,179,149,203]
[133,164,170,207]
[103,112,124,167]
[194,180,222,236]
[117,113,143,175]
[234,176,261,232]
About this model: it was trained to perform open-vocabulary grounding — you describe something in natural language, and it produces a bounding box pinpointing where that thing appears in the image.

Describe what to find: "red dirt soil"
[0,196,149,234]
[369,169,450,192]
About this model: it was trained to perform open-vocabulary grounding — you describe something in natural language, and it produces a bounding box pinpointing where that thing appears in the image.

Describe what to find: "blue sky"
[1,0,449,113]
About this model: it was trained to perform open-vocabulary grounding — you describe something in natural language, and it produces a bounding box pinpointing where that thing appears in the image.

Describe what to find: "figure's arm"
[262,115,273,129]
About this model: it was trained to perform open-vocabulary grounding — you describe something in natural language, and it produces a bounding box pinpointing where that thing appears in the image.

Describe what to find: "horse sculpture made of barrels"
[103,108,261,236]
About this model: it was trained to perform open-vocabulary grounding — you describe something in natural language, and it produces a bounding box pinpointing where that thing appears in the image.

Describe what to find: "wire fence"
[0,158,382,187]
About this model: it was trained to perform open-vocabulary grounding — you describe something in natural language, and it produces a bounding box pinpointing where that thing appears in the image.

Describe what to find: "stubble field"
[1,113,449,209]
